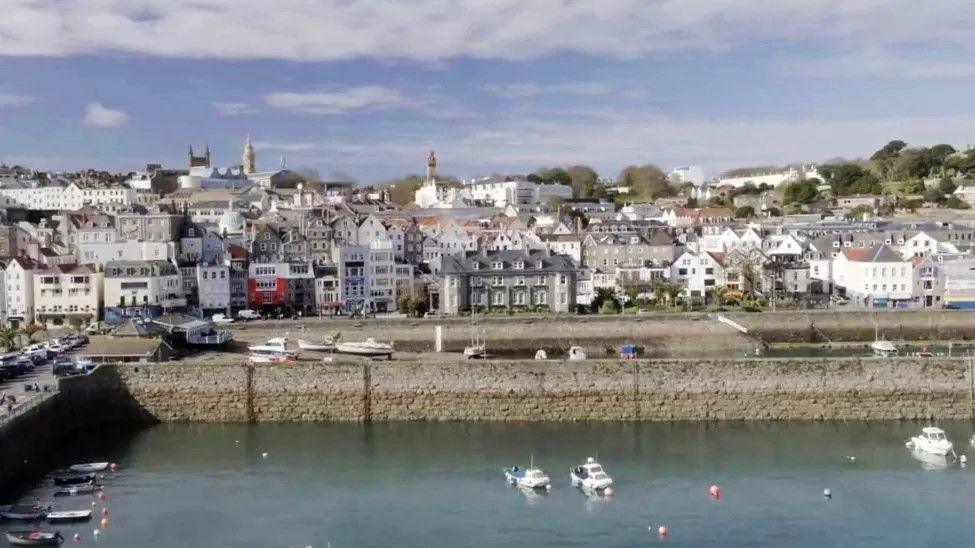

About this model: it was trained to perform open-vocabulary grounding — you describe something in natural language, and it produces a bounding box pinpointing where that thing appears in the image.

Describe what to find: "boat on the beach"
[871,339,898,357]
[53,485,99,497]
[248,337,299,363]
[905,426,954,456]
[5,531,64,546]
[463,300,486,359]
[45,510,92,523]
[335,338,393,358]
[569,457,613,491]
[68,462,108,473]
[0,505,48,520]
[567,346,587,361]
[504,457,551,490]
[52,474,96,486]
[297,337,336,352]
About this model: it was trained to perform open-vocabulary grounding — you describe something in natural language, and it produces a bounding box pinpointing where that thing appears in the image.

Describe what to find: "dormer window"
[492,261,503,270]
[833,241,840,248]
[472,262,480,270]
[513,261,524,269]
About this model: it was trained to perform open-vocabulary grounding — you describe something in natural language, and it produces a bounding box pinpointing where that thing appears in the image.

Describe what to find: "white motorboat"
[45,509,92,523]
[248,337,298,363]
[567,346,587,361]
[504,456,551,490]
[298,338,336,352]
[335,338,393,358]
[909,447,951,470]
[906,426,954,456]
[871,339,898,357]
[570,457,613,490]
[68,462,108,473]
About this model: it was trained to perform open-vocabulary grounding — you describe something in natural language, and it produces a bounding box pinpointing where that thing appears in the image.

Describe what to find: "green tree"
[848,204,873,220]
[386,175,425,205]
[902,198,923,213]
[0,327,18,351]
[733,206,755,219]
[782,180,818,204]
[22,323,40,343]
[565,165,601,198]
[411,299,429,317]
[819,163,882,196]
[939,177,957,196]
[590,287,620,314]
[766,207,782,217]
[617,164,675,201]
[533,167,572,186]
[944,196,970,209]
[870,139,907,181]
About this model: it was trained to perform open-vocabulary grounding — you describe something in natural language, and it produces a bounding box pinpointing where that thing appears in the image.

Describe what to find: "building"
[670,251,728,299]
[670,166,705,186]
[462,176,572,208]
[582,232,676,269]
[4,257,37,327]
[32,264,101,328]
[440,249,579,314]
[832,244,913,308]
[102,260,185,322]
[717,165,820,189]
[332,241,397,314]
[116,211,184,242]
[247,261,315,316]
[942,256,975,309]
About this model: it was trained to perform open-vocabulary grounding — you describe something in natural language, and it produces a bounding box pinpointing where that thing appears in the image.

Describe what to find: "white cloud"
[211,101,257,116]
[1,1,973,78]
[83,102,130,128]
[264,86,418,115]
[796,47,975,80]
[0,93,36,107]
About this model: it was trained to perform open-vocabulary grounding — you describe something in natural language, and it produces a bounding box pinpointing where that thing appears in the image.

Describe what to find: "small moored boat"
[45,510,92,523]
[68,462,108,473]
[6,531,64,546]
[567,346,587,361]
[335,338,393,358]
[248,338,298,357]
[504,457,551,490]
[906,426,954,456]
[53,485,99,497]
[570,457,613,491]
[0,505,47,520]
[52,474,95,486]
[297,338,336,352]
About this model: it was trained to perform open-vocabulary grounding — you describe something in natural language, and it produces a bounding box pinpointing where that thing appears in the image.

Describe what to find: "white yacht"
[567,346,587,361]
[298,337,336,352]
[335,338,393,358]
[871,339,898,357]
[248,337,298,363]
[906,426,954,456]
[570,457,613,491]
[504,457,551,490]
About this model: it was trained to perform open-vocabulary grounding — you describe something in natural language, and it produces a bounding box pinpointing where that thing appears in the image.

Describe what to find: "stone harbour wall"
[105,357,975,422]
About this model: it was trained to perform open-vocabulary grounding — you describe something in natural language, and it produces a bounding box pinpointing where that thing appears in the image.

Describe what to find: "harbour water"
[7,421,975,546]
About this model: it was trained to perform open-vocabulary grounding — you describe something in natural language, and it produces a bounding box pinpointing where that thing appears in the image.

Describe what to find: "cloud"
[83,102,130,128]
[796,47,975,80]
[211,101,257,116]
[263,86,418,115]
[1,0,973,77]
[0,93,36,107]
[485,81,638,99]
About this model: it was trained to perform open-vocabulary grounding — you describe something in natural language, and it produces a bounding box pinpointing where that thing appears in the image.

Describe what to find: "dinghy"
[53,485,99,497]
[335,338,393,358]
[45,510,92,523]
[0,505,47,520]
[68,462,108,473]
[5,531,64,546]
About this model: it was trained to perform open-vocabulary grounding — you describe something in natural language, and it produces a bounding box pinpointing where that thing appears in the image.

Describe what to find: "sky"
[1,1,975,184]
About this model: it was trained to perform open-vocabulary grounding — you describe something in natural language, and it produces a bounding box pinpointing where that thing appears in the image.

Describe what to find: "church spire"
[243,134,256,174]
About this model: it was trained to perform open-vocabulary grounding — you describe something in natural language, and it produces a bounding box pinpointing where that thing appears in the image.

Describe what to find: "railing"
[186,331,233,345]
[0,390,57,428]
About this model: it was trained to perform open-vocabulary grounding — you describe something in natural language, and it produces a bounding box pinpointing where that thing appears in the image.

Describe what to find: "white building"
[717,165,820,189]
[5,258,37,327]
[196,263,231,315]
[942,256,975,309]
[832,245,913,307]
[463,177,572,208]
[0,179,134,211]
[670,251,728,298]
[178,166,251,190]
[76,240,175,265]
[102,260,185,320]
[33,264,102,328]
[333,240,397,313]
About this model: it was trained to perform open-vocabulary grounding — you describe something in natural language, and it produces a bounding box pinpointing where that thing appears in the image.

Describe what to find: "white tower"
[243,134,256,174]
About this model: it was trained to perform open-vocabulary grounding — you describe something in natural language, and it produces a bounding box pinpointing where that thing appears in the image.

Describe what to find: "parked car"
[53,360,79,377]
[44,339,64,354]
[211,313,235,325]
[237,309,262,321]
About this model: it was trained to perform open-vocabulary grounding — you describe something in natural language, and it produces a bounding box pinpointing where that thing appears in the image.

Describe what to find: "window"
[515,276,525,286]
[493,276,503,287]
[535,291,547,305]
[492,291,504,306]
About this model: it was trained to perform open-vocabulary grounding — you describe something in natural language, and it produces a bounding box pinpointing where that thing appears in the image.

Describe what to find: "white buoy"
[847,456,856,463]
[657,525,668,538]
[261,452,268,459]
[545,484,552,491]
[961,455,968,464]
[823,488,832,498]
[603,487,614,496]
[93,530,100,537]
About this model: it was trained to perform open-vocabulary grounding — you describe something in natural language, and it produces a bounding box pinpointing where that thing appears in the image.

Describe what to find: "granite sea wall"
[103,357,975,422]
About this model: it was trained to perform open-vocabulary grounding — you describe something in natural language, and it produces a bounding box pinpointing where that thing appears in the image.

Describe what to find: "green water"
[7,421,975,546]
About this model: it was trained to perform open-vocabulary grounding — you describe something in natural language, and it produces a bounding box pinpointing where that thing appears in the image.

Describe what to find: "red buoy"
[709,484,721,499]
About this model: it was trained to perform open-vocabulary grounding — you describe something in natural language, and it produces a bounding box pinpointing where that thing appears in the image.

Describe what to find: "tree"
[0,327,18,351]
[22,323,40,343]
[617,164,675,201]
[766,207,782,217]
[870,139,907,181]
[386,174,425,205]
[939,177,957,196]
[899,179,924,194]
[411,299,429,317]
[944,195,970,209]
[533,167,572,186]
[902,198,923,213]
[819,163,882,196]
[565,165,600,198]
[599,299,620,315]
[848,204,873,220]
[590,287,620,314]
[782,180,818,204]
[733,206,755,219]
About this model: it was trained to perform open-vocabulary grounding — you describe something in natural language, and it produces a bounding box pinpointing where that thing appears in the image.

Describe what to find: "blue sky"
[1,1,974,184]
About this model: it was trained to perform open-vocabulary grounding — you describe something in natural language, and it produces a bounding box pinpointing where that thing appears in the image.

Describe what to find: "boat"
[534,349,547,360]
[905,426,954,456]
[335,338,393,358]
[0,505,47,520]
[248,337,299,363]
[504,456,551,490]
[5,531,64,546]
[53,485,99,497]
[297,337,336,352]
[52,474,96,486]
[45,510,92,523]
[570,457,613,491]
[909,447,952,470]
[68,462,108,473]
[871,339,898,357]
[463,299,486,359]
[567,346,587,361]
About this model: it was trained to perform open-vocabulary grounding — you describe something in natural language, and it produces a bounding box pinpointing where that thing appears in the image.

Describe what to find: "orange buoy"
[658,525,668,538]
[100,517,108,528]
